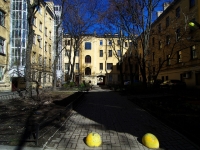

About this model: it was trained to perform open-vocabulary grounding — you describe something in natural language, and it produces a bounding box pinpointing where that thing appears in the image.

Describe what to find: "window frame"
[100,40,103,46]
[85,42,91,50]
[75,63,79,70]
[176,6,180,18]
[0,66,3,81]
[100,50,103,57]
[85,55,91,63]
[107,63,113,70]
[0,10,5,26]
[108,50,112,57]
[85,67,91,75]
[0,38,5,54]
[100,63,103,70]
[39,22,42,31]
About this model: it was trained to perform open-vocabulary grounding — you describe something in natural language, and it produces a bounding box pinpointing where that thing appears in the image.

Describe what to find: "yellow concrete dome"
[85,132,102,147]
[142,133,159,149]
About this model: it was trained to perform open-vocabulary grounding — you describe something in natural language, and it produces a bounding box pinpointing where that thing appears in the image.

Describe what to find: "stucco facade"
[0,0,11,92]
[146,0,200,88]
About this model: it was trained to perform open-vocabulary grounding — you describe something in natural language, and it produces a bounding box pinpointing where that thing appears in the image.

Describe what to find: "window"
[39,40,42,48]
[65,63,69,70]
[176,28,181,41]
[39,22,42,31]
[49,31,51,39]
[107,63,113,70]
[0,66,3,81]
[159,41,162,49]
[125,42,128,47]
[33,17,36,26]
[85,55,91,63]
[85,42,91,50]
[152,52,155,61]
[45,27,47,36]
[167,55,171,66]
[117,40,120,45]
[152,37,155,46]
[100,40,103,45]
[108,74,112,82]
[0,10,5,26]
[100,63,103,70]
[85,67,91,75]
[191,45,197,59]
[33,34,36,44]
[158,23,161,33]
[75,50,79,56]
[166,16,170,27]
[159,57,162,67]
[39,55,42,65]
[108,50,112,57]
[43,73,46,83]
[108,40,112,45]
[44,57,47,67]
[100,50,103,57]
[189,0,195,8]
[49,59,51,68]
[166,35,170,45]
[0,38,5,54]
[177,51,182,63]
[75,63,79,70]
[176,6,180,18]
[117,50,121,57]
[65,50,69,56]
[45,42,47,51]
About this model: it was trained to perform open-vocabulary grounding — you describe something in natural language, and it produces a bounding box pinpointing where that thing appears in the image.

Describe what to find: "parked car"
[124,80,131,85]
[160,80,186,89]
[148,79,163,88]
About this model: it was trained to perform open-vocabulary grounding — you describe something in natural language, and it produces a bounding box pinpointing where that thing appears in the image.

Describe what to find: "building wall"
[0,0,11,92]
[80,35,129,85]
[31,2,54,88]
[147,0,200,88]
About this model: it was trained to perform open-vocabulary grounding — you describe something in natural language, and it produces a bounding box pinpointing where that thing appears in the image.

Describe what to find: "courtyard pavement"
[0,86,199,150]
[42,89,199,150]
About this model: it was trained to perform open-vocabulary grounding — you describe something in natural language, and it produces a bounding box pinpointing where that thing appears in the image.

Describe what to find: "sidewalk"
[42,91,199,150]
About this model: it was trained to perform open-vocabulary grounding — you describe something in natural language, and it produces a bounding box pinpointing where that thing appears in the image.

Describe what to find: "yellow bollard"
[142,133,159,149]
[85,132,102,147]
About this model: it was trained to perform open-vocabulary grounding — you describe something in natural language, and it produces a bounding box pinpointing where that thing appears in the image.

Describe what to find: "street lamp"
[189,20,200,28]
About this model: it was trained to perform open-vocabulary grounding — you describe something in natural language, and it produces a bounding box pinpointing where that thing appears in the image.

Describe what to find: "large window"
[0,66,3,81]
[100,63,103,70]
[85,42,91,50]
[176,28,181,41]
[100,40,103,45]
[189,0,195,8]
[65,50,69,56]
[107,63,113,70]
[108,50,112,57]
[0,38,4,54]
[85,67,91,75]
[177,51,182,63]
[85,55,91,63]
[0,10,5,26]
[75,63,79,70]
[176,6,180,18]
[191,45,197,59]
[117,50,121,57]
[100,50,103,57]
[166,16,170,27]
[167,55,171,66]
[65,63,69,70]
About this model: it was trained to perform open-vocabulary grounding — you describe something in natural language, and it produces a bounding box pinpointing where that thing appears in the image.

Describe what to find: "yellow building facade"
[0,0,11,92]
[147,0,200,88]
[62,34,131,85]
[31,1,54,88]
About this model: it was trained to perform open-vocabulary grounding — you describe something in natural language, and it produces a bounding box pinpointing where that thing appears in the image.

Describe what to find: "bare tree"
[62,0,103,84]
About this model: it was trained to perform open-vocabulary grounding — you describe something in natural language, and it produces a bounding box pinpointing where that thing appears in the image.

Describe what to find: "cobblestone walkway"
[43,91,199,150]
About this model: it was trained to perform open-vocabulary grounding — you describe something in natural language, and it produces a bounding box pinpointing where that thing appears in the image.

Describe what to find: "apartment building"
[0,0,11,92]
[30,1,54,88]
[147,0,200,88]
